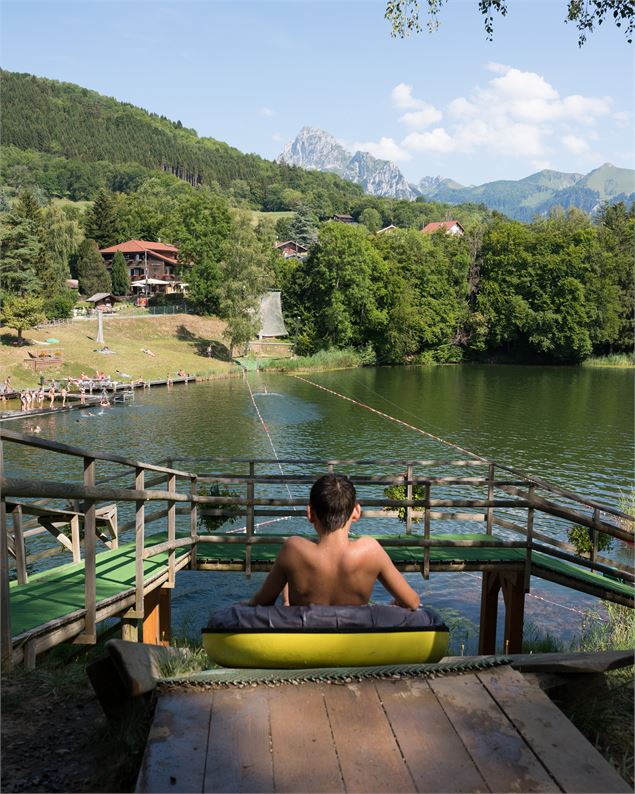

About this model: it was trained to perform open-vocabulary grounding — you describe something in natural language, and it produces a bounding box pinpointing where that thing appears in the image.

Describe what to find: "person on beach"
[79,386,86,405]
[48,384,56,408]
[20,391,28,412]
[37,387,45,409]
[60,385,68,407]
[249,473,420,609]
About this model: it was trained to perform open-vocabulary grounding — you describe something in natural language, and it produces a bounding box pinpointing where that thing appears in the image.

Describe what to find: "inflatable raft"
[202,604,449,669]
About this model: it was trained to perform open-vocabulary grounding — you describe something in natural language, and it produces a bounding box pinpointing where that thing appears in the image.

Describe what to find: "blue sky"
[1,0,633,185]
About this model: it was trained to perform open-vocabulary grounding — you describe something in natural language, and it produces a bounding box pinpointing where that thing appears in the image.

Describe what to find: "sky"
[1,0,633,186]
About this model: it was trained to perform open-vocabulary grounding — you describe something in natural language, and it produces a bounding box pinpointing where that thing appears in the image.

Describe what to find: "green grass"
[250,210,295,227]
[582,353,634,368]
[260,346,375,372]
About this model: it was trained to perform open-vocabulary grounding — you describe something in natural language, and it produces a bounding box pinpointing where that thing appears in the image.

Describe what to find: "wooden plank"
[477,666,631,793]
[429,671,558,792]
[204,687,273,793]
[324,681,416,793]
[135,691,212,793]
[375,678,488,793]
[11,504,28,584]
[82,456,96,641]
[269,683,344,793]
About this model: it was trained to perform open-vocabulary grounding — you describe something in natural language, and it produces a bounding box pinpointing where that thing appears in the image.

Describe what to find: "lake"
[4,364,633,652]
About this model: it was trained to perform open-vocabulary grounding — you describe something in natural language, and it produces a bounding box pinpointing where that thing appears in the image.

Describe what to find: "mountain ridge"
[279,127,635,221]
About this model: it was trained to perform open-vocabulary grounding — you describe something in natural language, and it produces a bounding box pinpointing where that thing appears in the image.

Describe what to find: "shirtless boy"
[249,473,420,610]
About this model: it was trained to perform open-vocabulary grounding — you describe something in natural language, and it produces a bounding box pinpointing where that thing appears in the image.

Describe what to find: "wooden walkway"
[136,665,630,793]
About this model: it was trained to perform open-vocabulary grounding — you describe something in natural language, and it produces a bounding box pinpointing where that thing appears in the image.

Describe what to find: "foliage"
[76,239,112,297]
[582,353,633,368]
[384,0,633,44]
[259,347,375,372]
[41,204,82,292]
[44,288,77,320]
[199,482,242,532]
[287,204,319,247]
[383,483,427,522]
[84,188,119,247]
[110,250,131,296]
[567,524,613,556]
[359,207,382,232]
[217,211,272,355]
[0,294,46,339]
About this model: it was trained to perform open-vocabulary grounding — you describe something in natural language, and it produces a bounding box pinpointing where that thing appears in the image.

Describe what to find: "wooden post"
[486,463,495,534]
[121,617,138,642]
[422,482,431,580]
[405,465,413,535]
[80,456,96,643]
[142,586,171,645]
[591,508,600,565]
[0,495,12,671]
[11,504,27,585]
[190,476,198,570]
[134,467,145,617]
[245,463,254,579]
[524,485,534,593]
[501,571,525,654]
[166,473,176,588]
[478,571,500,655]
[70,515,81,564]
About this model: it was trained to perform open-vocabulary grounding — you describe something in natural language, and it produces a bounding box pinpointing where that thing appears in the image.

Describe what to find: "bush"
[567,524,613,556]
[45,289,77,320]
[199,483,241,533]
[383,483,427,523]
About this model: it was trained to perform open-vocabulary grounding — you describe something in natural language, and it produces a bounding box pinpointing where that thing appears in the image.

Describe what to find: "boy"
[249,473,420,610]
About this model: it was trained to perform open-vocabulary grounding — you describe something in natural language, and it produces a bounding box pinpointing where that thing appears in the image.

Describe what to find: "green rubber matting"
[10,532,633,641]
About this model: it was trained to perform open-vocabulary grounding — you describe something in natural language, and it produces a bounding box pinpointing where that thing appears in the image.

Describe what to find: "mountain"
[417,164,634,221]
[0,71,363,208]
[278,127,418,200]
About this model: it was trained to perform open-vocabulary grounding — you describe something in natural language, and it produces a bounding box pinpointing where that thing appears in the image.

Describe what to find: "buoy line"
[291,375,487,462]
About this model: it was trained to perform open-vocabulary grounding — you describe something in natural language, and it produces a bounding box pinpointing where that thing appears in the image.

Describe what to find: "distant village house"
[377,224,398,234]
[274,240,308,259]
[86,293,117,311]
[421,220,465,236]
[99,240,188,296]
[332,214,356,224]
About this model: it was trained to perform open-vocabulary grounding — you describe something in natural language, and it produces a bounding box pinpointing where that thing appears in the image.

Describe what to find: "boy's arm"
[375,544,420,610]
[248,557,287,605]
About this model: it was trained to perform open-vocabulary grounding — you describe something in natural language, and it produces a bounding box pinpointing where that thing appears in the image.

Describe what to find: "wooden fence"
[1,428,633,666]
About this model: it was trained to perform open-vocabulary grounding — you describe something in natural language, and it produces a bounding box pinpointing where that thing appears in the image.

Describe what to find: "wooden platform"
[136,665,630,793]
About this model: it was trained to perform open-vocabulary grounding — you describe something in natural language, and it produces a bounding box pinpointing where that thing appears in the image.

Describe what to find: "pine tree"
[0,210,43,297]
[85,189,119,248]
[76,239,112,297]
[110,250,130,296]
[288,205,318,248]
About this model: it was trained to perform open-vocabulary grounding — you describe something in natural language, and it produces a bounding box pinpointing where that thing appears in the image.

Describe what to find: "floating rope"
[245,375,296,509]
[159,655,512,689]
[292,375,487,462]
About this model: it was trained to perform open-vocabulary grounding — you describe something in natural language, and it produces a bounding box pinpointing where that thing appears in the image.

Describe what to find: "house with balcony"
[421,220,465,236]
[99,240,188,296]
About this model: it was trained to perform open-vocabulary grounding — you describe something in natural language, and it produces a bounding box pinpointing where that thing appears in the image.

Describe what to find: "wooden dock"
[136,665,630,793]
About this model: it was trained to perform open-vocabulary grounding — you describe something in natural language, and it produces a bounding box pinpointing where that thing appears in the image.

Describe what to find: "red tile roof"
[421,221,464,234]
[100,239,178,254]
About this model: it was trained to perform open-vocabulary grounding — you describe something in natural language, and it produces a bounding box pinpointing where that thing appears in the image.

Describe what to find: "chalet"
[332,214,356,224]
[377,224,398,234]
[99,240,187,295]
[86,293,117,310]
[421,220,465,236]
[274,240,308,259]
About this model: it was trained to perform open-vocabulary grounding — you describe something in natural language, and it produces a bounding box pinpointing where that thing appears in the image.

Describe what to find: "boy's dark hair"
[309,473,357,532]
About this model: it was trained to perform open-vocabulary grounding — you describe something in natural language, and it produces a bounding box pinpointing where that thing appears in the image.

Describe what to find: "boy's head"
[309,473,357,532]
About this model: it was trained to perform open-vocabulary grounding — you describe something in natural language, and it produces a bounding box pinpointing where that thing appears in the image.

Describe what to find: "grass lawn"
[0,314,237,389]
[249,210,295,226]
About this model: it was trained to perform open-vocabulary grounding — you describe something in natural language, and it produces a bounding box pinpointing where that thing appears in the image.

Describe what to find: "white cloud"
[562,134,591,155]
[399,104,443,129]
[398,63,619,166]
[402,128,455,154]
[258,106,274,117]
[353,136,412,162]
[614,111,631,127]
[391,83,424,110]
[272,132,282,142]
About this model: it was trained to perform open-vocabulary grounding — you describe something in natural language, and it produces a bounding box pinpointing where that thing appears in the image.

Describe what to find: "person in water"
[249,473,420,609]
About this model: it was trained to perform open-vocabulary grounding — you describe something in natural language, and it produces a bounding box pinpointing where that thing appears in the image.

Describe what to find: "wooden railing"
[1,429,633,666]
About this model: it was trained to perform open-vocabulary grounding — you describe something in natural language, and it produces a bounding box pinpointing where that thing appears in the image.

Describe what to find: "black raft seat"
[202,604,449,669]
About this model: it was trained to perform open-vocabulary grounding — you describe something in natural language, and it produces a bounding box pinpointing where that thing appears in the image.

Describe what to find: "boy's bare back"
[250,474,420,610]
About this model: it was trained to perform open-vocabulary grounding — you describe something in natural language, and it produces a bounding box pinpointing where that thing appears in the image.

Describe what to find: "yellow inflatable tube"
[202,627,449,669]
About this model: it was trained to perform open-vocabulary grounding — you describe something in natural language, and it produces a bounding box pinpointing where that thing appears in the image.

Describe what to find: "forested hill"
[0,70,363,208]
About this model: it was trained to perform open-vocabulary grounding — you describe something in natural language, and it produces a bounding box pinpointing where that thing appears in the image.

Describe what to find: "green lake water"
[4,364,633,651]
